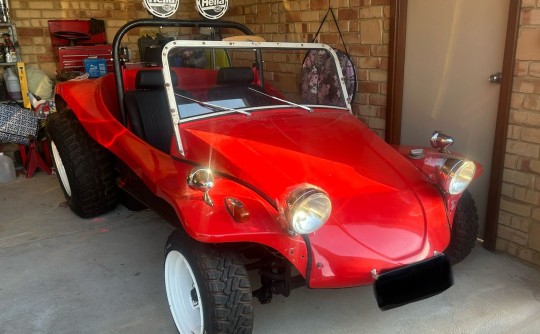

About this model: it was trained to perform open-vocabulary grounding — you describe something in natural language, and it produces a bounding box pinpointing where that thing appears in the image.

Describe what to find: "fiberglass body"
[55,66,464,288]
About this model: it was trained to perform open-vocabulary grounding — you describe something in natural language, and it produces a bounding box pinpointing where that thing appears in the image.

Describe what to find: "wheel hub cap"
[165,250,204,333]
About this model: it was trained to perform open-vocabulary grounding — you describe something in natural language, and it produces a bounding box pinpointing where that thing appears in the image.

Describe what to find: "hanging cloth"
[300,8,357,105]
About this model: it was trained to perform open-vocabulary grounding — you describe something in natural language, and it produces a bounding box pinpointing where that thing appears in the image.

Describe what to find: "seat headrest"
[135,70,178,89]
[216,67,254,85]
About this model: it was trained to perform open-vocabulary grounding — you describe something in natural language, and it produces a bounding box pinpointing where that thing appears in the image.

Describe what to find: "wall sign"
[143,0,180,18]
[196,0,228,20]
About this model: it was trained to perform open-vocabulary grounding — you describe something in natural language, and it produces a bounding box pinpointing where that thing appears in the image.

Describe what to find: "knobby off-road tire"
[445,190,479,264]
[164,229,254,334]
[46,111,119,218]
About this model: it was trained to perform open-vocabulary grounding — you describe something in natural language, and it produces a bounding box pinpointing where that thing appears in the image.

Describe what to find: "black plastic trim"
[301,234,313,288]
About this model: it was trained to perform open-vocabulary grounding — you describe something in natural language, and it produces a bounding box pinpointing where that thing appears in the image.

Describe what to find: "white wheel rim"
[165,250,204,334]
[50,141,72,197]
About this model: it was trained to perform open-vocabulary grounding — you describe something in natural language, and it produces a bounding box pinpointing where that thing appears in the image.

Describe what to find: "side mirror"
[430,131,454,153]
[187,167,215,206]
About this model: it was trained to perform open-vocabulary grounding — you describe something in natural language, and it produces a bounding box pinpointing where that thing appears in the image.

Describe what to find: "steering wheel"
[53,31,92,46]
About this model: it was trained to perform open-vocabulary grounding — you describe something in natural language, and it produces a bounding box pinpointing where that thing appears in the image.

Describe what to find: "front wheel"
[445,190,479,264]
[164,230,254,334]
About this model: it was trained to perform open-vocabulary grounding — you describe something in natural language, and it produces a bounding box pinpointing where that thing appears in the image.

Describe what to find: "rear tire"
[164,229,254,333]
[445,190,479,264]
[47,111,118,218]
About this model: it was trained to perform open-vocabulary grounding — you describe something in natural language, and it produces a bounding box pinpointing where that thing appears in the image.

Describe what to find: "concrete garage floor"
[1,174,540,334]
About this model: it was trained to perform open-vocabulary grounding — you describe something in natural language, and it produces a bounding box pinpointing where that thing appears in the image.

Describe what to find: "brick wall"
[495,0,540,267]
[8,0,389,137]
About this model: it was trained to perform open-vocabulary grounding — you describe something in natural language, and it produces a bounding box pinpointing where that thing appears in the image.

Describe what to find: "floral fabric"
[300,49,356,107]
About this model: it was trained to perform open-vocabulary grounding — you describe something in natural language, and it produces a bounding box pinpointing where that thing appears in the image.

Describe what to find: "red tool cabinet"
[48,20,112,72]
[57,45,113,71]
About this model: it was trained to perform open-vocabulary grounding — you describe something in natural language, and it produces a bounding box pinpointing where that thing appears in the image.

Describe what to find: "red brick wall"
[496,0,540,267]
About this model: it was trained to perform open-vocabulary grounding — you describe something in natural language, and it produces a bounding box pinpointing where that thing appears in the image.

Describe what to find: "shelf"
[0,22,21,64]
[0,23,27,108]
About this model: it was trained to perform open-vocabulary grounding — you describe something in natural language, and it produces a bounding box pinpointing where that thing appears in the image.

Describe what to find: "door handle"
[489,72,502,84]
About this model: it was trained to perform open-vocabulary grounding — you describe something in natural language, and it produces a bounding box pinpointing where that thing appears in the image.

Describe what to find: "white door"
[401,0,510,238]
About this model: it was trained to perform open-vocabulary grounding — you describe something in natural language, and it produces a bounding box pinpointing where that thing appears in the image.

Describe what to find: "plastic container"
[0,152,16,183]
[3,67,21,100]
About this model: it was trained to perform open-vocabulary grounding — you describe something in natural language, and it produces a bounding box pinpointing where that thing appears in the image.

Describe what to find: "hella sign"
[143,0,179,18]
[196,0,228,20]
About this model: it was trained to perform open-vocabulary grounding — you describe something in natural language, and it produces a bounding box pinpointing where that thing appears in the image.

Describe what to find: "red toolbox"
[57,45,112,72]
[48,19,112,72]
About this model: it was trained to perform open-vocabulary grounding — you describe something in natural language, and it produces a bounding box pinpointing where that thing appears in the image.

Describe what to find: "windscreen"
[161,41,351,122]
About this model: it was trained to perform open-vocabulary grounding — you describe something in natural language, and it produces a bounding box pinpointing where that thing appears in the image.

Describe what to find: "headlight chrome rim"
[285,185,332,235]
[439,159,476,195]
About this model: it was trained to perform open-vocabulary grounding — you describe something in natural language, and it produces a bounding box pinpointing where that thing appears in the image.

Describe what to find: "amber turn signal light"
[225,197,250,223]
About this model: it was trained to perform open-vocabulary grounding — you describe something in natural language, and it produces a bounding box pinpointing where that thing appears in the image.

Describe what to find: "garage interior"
[1,0,540,333]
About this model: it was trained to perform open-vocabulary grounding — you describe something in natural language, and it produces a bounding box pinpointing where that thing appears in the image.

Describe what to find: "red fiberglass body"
[55,67,475,289]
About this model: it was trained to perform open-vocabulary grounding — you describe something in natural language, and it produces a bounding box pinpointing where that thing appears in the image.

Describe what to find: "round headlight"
[286,186,332,234]
[439,159,476,195]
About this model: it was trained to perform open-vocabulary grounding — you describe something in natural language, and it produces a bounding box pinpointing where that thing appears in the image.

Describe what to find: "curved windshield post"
[161,40,352,156]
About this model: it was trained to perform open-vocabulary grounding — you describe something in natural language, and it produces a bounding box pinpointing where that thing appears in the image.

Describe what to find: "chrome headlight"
[285,186,332,234]
[438,159,476,195]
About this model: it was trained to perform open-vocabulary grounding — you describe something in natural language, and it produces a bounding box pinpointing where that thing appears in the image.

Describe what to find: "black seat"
[124,70,178,153]
[207,67,269,106]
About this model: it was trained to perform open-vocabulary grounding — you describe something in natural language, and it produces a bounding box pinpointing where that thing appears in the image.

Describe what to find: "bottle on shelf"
[2,33,16,62]
[3,66,21,100]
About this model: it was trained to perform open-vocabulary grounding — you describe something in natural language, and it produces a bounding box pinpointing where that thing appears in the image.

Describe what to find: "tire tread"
[198,245,253,333]
[445,190,479,264]
[47,111,118,218]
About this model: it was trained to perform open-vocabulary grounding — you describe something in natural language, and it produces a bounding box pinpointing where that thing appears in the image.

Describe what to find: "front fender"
[166,167,309,277]
[394,145,482,223]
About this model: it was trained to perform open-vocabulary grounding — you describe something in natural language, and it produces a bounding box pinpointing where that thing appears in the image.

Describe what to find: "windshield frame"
[161,40,352,157]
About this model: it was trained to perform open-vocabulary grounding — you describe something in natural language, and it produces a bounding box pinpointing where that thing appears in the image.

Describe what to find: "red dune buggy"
[46,19,481,333]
